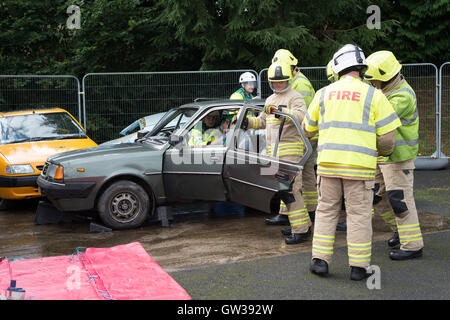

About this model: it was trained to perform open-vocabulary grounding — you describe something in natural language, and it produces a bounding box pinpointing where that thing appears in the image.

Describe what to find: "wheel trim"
[109,191,141,223]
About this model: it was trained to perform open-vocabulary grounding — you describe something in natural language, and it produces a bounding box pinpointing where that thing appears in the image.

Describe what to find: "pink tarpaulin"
[0,242,190,300]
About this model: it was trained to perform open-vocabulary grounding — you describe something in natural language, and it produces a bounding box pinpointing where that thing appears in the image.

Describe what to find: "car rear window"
[0,112,86,145]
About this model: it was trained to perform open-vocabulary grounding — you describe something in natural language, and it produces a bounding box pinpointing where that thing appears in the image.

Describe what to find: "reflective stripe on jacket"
[383,78,419,162]
[304,76,401,179]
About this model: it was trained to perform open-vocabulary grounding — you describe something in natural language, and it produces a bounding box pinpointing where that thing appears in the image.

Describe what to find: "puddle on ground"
[0,200,448,272]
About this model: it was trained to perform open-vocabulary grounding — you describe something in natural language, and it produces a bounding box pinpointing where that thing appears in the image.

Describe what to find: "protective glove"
[264,104,278,114]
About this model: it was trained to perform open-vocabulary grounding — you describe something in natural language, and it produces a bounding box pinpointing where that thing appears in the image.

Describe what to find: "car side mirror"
[137,130,149,139]
[169,135,183,146]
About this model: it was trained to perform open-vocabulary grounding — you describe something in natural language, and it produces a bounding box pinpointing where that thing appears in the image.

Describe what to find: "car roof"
[179,99,266,110]
[0,108,71,118]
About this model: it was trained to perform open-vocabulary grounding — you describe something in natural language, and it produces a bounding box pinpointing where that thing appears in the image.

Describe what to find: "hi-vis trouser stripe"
[398,224,423,242]
[288,208,309,227]
[348,242,372,263]
[380,209,396,226]
[267,142,304,157]
[313,234,335,255]
[303,191,318,206]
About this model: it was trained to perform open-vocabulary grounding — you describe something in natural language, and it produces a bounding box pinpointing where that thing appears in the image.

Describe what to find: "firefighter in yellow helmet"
[365,50,423,260]
[303,44,401,280]
[326,60,338,83]
[270,49,318,239]
[242,60,312,244]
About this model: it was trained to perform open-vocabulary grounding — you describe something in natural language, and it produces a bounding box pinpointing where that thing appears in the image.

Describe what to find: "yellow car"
[0,108,97,209]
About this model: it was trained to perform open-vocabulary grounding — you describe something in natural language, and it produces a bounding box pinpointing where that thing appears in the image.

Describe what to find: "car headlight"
[46,163,64,182]
[5,164,34,175]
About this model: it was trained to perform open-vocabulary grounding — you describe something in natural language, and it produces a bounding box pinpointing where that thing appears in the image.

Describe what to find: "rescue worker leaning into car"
[241,59,312,245]
[269,49,318,240]
[364,50,424,261]
[302,44,401,281]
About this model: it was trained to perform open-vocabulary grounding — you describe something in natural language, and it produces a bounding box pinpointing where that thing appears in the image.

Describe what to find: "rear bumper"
[37,176,96,199]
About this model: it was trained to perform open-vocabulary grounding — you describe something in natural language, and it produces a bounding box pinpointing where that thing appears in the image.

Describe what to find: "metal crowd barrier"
[0,75,82,125]
[81,70,257,143]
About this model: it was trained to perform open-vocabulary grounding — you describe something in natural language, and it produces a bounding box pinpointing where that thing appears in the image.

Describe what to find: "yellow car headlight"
[5,164,34,175]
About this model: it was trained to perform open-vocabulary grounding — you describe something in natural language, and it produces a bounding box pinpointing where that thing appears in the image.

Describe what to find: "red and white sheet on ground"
[0,242,190,300]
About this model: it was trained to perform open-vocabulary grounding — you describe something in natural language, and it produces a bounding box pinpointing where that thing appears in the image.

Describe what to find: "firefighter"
[271,49,318,237]
[242,60,312,244]
[325,59,348,232]
[230,72,257,100]
[303,44,401,280]
[364,50,424,260]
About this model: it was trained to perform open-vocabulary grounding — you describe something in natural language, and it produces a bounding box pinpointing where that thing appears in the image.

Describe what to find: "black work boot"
[309,258,329,276]
[265,214,290,226]
[281,227,291,236]
[350,266,373,281]
[308,211,315,223]
[389,248,423,261]
[285,227,311,244]
[388,232,400,248]
[336,221,347,231]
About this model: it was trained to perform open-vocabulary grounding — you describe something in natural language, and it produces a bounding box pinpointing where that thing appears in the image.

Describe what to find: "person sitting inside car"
[209,112,236,146]
[188,111,222,146]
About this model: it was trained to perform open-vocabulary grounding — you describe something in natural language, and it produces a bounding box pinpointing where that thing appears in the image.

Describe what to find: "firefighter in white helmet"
[230,72,257,100]
[303,44,401,280]
[242,60,312,244]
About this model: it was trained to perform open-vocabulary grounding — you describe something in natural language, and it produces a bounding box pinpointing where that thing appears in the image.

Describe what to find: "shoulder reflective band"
[388,87,418,125]
[293,74,309,82]
[319,88,326,122]
[362,86,375,125]
[298,91,311,96]
[375,112,399,128]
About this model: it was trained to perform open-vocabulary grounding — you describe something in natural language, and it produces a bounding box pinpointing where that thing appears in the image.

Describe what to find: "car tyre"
[97,181,150,230]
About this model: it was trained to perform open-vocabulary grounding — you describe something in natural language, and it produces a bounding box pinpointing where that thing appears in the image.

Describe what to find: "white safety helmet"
[331,44,368,76]
[239,72,257,84]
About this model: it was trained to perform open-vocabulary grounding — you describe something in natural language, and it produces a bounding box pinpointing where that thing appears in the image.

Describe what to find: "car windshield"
[0,112,86,145]
[144,107,198,139]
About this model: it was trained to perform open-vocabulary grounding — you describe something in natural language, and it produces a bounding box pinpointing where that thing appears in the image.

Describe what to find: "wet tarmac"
[1,198,449,273]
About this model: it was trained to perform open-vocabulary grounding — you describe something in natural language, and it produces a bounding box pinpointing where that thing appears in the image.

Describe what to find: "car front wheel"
[97,180,150,230]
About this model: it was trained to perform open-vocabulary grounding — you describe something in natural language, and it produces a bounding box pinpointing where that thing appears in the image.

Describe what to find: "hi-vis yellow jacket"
[290,71,315,107]
[303,76,401,179]
[247,88,307,163]
[291,72,319,144]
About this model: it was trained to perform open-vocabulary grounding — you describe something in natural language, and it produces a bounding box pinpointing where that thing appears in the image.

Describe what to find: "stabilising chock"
[89,222,112,233]
[35,200,78,224]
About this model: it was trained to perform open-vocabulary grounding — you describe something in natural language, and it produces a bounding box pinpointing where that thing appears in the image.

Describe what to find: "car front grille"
[41,162,49,177]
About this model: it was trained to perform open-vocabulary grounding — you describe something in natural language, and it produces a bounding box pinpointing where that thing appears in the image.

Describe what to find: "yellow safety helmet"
[364,50,402,82]
[272,49,298,66]
[267,60,293,83]
[326,60,338,82]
